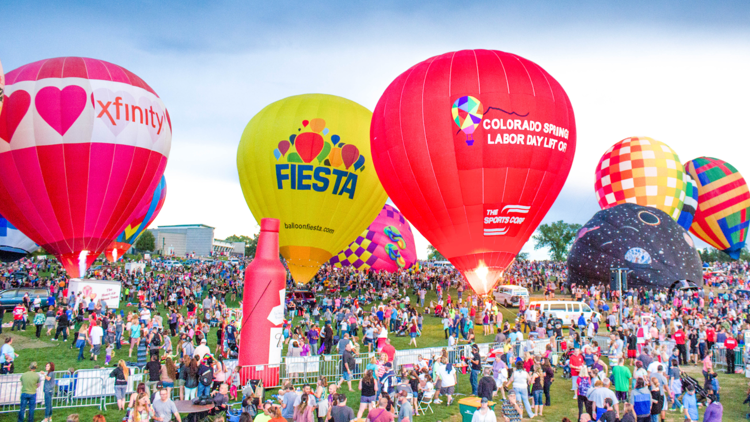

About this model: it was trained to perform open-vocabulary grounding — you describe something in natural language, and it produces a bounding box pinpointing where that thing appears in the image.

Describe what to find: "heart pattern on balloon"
[0,90,31,144]
[35,85,87,136]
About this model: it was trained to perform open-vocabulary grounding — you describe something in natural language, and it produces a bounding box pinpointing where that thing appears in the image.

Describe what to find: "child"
[105,343,115,366]
[709,370,720,402]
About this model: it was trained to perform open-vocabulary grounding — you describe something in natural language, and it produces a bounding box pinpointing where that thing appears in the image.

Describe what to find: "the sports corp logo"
[483,204,530,236]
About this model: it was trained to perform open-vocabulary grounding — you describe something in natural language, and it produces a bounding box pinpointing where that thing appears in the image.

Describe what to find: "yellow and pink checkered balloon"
[595,137,688,221]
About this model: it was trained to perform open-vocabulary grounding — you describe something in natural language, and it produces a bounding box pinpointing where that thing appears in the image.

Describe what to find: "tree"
[532,220,582,261]
[516,252,529,261]
[699,245,750,263]
[135,230,155,252]
[225,233,259,257]
[427,244,446,261]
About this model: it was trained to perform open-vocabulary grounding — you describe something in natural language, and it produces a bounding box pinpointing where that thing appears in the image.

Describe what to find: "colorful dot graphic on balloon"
[273,149,282,160]
[451,95,484,146]
[278,140,290,156]
[302,120,309,127]
[322,128,329,135]
[341,144,360,169]
[331,135,341,145]
[294,132,325,163]
[289,134,296,145]
[309,118,326,133]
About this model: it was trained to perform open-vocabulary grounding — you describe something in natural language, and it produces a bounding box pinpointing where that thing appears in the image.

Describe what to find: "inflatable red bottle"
[238,218,287,386]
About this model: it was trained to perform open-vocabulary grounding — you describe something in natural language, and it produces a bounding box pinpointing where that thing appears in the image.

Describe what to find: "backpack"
[151,334,162,347]
[577,377,591,397]
[199,368,214,386]
[632,389,651,415]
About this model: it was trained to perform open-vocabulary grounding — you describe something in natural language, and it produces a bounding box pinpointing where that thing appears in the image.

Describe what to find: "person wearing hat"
[499,390,522,422]
[254,400,274,422]
[470,344,482,396]
[397,390,414,422]
[18,362,39,422]
[195,337,210,361]
[472,397,496,422]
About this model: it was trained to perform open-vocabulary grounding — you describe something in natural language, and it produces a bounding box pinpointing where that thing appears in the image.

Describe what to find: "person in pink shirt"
[702,350,713,381]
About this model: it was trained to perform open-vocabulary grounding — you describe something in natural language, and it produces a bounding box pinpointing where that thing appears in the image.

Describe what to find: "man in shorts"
[89,321,104,361]
[611,358,631,414]
[436,357,456,406]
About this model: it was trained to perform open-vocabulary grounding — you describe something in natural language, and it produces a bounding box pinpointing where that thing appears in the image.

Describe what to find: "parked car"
[163,260,183,269]
[0,288,51,310]
[493,285,529,307]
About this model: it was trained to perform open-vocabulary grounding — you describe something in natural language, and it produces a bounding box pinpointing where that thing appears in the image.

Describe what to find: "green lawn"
[2,286,748,422]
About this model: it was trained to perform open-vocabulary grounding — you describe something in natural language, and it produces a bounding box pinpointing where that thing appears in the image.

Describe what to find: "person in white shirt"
[194,338,211,361]
[435,357,457,406]
[89,321,104,361]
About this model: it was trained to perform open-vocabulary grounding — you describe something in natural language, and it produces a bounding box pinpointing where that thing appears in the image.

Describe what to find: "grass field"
[2,286,748,422]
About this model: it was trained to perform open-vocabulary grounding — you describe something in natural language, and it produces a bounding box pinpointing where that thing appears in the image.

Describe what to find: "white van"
[493,285,529,307]
[529,300,599,326]
[163,260,183,269]
[431,261,453,268]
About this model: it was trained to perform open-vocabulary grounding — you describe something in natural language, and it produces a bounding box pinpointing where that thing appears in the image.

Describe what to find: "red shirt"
[706,328,716,342]
[673,330,686,345]
[725,337,738,350]
[570,354,584,376]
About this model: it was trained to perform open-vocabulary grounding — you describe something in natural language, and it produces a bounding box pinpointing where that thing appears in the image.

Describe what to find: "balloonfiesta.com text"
[284,222,334,234]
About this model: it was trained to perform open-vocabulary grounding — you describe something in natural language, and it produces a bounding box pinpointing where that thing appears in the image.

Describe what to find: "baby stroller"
[559,350,573,379]
[680,372,707,403]
[395,320,409,337]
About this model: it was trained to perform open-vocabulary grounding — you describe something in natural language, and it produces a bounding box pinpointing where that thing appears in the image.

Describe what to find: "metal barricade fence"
[710,345,746,371]
[0,366,144,414]
[8,337,567,415]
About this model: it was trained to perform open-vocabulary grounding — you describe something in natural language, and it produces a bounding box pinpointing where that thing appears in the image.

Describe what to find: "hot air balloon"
[370,49,576,296]
[104,175,167,262]
[685,157,750,259]
[595,137,688,221]
[567,204,702,290]
[237,94,387,283]
[677,173,699,231]
[0,57,172,277]
[0,213,38,262]
[329,204,417,272]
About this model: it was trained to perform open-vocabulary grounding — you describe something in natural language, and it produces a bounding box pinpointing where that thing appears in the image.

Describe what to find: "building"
[149,224,246,258]
[150,224,215,257]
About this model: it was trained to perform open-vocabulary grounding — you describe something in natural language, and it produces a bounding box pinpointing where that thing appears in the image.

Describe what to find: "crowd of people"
[2,255,749,422]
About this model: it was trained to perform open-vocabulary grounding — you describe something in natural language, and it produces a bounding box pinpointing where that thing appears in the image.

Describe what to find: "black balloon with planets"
[567,203,702,290]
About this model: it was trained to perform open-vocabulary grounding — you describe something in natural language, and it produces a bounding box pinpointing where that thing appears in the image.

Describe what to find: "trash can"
[458,397,496,422]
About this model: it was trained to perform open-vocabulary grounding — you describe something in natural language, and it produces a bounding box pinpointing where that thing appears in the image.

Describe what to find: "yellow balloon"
[237,94,388,283]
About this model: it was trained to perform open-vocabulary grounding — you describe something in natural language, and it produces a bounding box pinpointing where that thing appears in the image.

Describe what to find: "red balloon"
[0,57,171,277]
[371,50,576,295]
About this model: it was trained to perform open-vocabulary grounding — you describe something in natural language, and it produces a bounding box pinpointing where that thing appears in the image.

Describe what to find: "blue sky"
[3,1,750,259]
